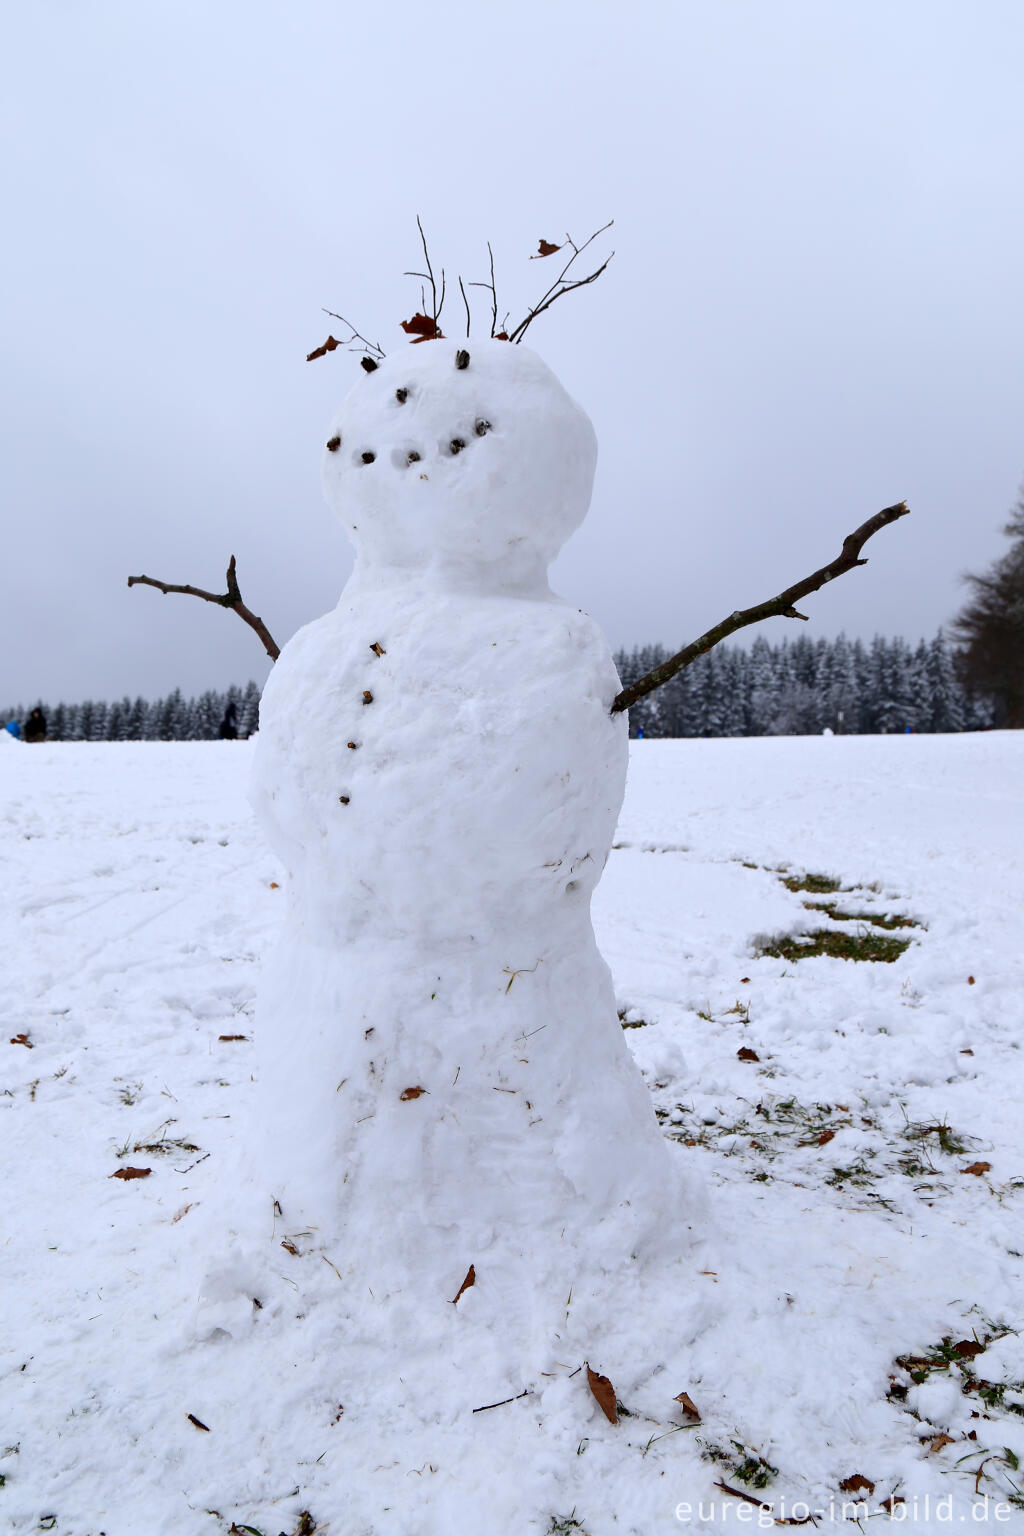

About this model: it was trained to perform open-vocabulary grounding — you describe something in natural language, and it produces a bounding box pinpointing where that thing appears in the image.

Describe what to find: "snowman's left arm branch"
[609,501,910,715]
[127,556,281,662]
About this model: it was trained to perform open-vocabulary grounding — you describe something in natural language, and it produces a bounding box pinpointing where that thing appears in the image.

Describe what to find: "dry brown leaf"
[306,334,341,362]
[929,1432,955,1453]
[218,1034,249,1042]
[533,239,562,258]
[737,1047,760,1062]
[961,1047,974,1055]
[400,1086,427,1101]
[370,642,386,656]
[818,1128,836,1147]
[452,1264,476,1304]
[111,1166,151,1181]
[961,1161,991,1176]
[400,312,443,341]
[674,1390,701,1421]
[880,1495,906,1515]
[839,1474,875,1495]
[586,1363,618,1424]
[280,1238,300,1256]
[270,881,280,889]
[740,977,751,984]
[968,975,975,985]
[9,1034,32,1048]
[954,1339,985,1359]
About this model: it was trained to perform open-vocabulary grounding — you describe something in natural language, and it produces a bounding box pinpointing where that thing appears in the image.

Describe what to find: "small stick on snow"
[127,556,280,662]
[471,1388,530,1413]
[611,502,911,714]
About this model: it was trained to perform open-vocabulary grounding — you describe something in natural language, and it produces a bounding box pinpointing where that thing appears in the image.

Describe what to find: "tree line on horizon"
[614,629,991,738]
[3,681,262,743]
[2,630,995,743]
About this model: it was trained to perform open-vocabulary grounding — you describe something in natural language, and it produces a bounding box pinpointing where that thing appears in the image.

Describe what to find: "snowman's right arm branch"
[127,555,281,662]
[610,501,910,715]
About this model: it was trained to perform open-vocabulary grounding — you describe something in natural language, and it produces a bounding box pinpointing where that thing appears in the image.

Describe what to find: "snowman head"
[322,341,597,588]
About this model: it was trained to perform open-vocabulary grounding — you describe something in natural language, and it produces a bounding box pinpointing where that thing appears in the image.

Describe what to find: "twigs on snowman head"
[306,220,614,364]
[401,215,447,342]
[306,312,385,365]
[506,220,615,344]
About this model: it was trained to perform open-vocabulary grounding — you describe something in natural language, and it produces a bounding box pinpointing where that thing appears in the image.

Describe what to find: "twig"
[319,311,385,359]
[411,215,445,333]
[468,242,500,337]
[127,556,280,662]
[611,502,910,714]
[713,1482,817,1526]
[507,220,614,344]
[458,276,471,339]
[471,1388,530,1414]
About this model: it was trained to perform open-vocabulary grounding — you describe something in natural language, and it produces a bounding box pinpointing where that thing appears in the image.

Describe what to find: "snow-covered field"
[3,733,1023,1534]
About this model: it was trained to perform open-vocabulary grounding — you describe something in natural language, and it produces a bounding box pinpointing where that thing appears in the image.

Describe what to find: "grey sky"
[3,0,1022,706]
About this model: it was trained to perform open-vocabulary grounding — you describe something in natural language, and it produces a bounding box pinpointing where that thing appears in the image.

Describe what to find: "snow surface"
[4,732,1024,1533]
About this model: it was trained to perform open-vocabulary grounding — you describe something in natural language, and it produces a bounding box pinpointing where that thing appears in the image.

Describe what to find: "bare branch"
[508,220,614,344]
[127,556,280,662]
[458,276,471,339]
[308,312,385,364]
[468,242,503,338]
[610,502,911,715]
[415,214,446,332]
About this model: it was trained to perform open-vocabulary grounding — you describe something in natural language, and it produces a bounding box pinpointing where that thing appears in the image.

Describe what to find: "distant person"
[218,702,239,741]
[23,707,47,743]
[5,719,21,739]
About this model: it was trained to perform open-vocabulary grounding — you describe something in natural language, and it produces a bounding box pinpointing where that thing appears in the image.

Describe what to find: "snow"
[4,731,1024,1532]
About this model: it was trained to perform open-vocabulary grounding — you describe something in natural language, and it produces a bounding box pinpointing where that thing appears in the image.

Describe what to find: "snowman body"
[246,341,685,1376]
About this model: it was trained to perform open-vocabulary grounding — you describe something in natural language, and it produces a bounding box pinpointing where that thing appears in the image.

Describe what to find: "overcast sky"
[3,0,1022,707]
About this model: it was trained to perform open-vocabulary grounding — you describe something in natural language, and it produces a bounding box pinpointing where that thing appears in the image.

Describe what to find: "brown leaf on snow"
[369,641,386,656]
[111,1166,151,1180]
[953,1339,985,1359]
[968,975,975,985]
[586,1363,618,1424]
[736,1047,760,1062]
[818,1128,836,1146]
[218,1034,249,1042]
[451,1264,476,1304]
[961,1161,991,1176]
[929,1433,955,1453]
[674,1390,701,1421]
[280,1238,301,1256]
[400,1086,427,1101]
[880,1495,906,1515]
[839,1474,875,1495]
[9,1034,33,1048]
[269,881,280,888]
[533,239,562,258]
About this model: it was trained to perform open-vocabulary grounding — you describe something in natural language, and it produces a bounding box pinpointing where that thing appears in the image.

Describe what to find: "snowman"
[230,338,694,1401]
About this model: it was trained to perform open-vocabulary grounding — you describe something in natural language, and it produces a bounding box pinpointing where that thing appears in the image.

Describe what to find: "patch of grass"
[900,1112,971,1158]
[116,1081,143,1106]
[699,1438,778,1490]
[802,900,923,931]
[826,1157,878,1189]
[546,1514,587,1535]
[754,928,911,963]
[618,1008,650,1030]
[780,872,842,894]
